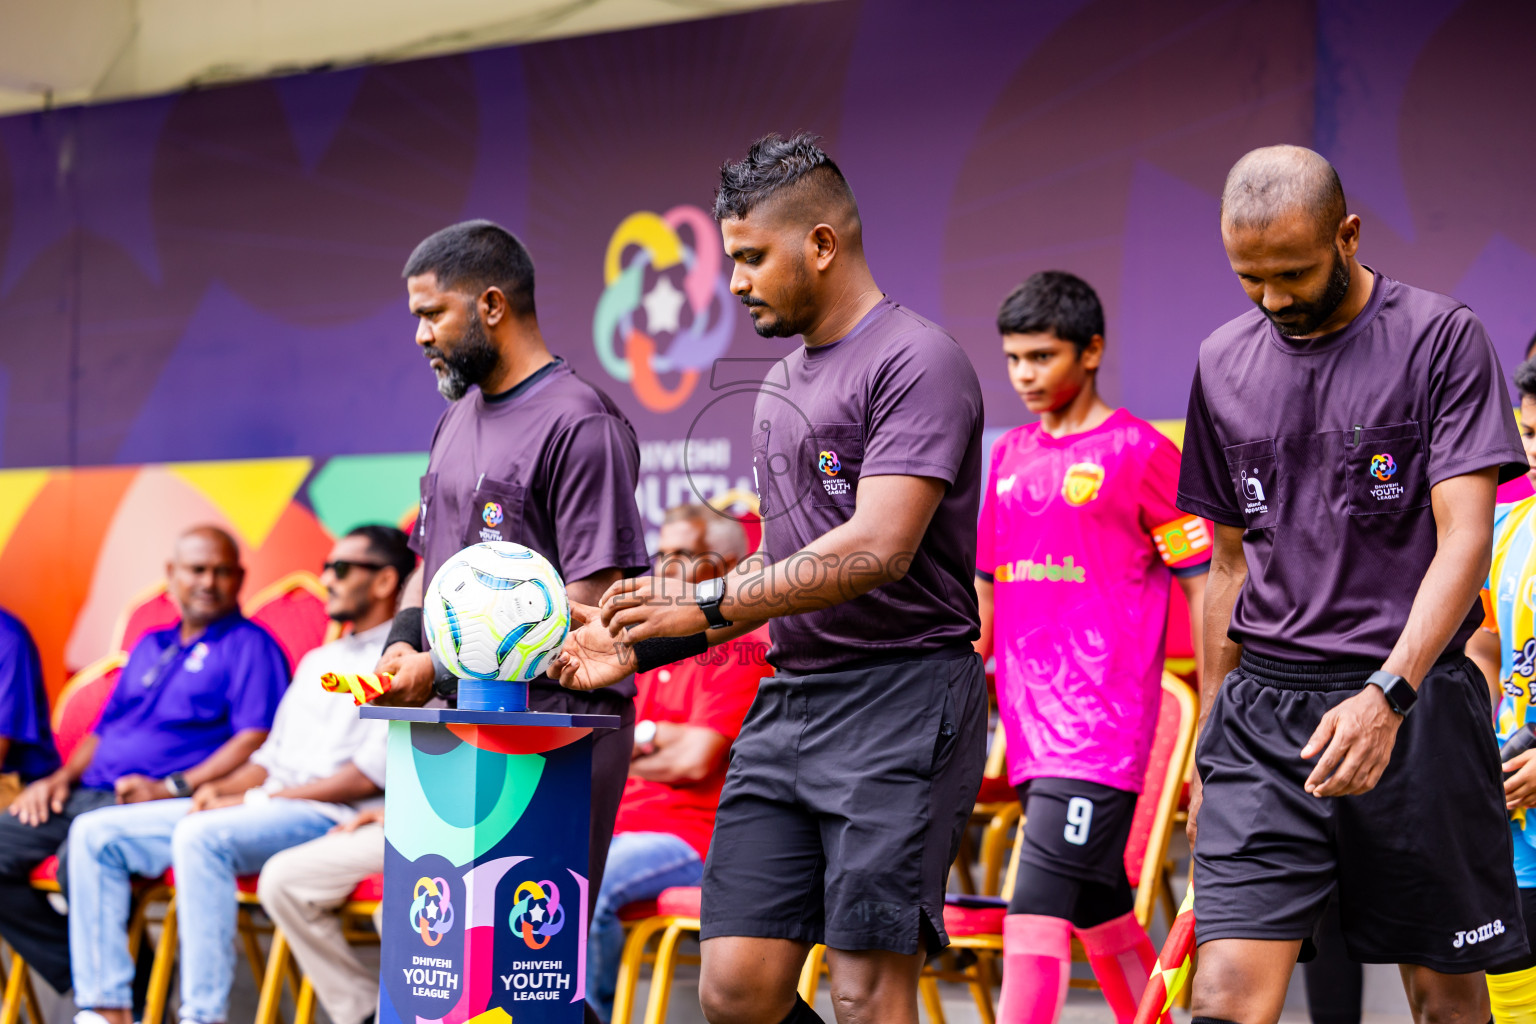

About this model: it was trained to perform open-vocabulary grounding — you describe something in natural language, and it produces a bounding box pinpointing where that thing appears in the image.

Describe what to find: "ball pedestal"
[362,691,620,1024]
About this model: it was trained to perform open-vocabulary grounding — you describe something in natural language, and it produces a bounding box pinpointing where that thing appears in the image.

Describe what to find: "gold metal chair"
[919,673,1198,1022]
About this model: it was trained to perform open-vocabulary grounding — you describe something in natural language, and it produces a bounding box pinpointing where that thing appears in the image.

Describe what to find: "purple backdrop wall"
[1,0,1532,535]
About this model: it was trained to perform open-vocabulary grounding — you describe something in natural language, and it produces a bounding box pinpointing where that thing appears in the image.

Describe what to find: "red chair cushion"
[54,667,122,764]
[118,592,180,654]
[349,873,384,903]
[30,857,58,885]
[163,868,259,894]
[975,774,1015,805]
[943,902,1005,937]
[248,588,330,674]
[1123,685,1184,882]
[617,899,659,923]
[656,886,702,918]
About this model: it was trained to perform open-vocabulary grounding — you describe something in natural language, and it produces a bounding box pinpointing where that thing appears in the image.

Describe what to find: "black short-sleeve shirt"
[413,360,650,685]
[1176,272,1526,662]
[752,299,984,672]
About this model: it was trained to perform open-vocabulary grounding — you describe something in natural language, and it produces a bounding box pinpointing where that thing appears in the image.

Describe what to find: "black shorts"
[1194,652,1527,972]
[1490,888,1536,975]
[700,651,988,955]
[1017,778,1138,887]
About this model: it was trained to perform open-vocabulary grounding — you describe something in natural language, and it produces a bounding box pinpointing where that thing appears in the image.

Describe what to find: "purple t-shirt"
[413,360,650,690]
[1177,272,1526,663]
[82,615,289,789]
[752,299,983,672]
[0,608,59,782]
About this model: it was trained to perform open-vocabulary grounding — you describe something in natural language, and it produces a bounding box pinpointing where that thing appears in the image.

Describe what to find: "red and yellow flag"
[319,672,394,706]
[1133,885,1195,1024]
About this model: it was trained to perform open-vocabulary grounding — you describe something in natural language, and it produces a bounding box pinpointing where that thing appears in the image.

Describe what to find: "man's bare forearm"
[1388,503,1492,687]
[715,475,945,625]
[58,733,98,786]
[1200,529,1247,726]
[274,762,381,805]
[186,729,268,789]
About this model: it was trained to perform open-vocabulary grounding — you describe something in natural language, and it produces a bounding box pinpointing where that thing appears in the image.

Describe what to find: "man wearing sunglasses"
[0,526,288,1004]
[66,526,415,1024]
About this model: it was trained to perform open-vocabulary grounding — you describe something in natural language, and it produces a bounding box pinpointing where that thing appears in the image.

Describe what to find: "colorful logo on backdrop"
[1062,462,1105,506]
[593,205,734,413]
[1371,453,1397,481]
[482,501,504,528]
[508,879,565,950]
[818,451,841,476]
[409,876,455,946]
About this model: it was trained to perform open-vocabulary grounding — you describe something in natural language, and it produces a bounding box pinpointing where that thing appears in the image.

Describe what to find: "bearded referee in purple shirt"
[374,220,650,1024]
[552,133,989,1024]
[1179,146,1528,1024]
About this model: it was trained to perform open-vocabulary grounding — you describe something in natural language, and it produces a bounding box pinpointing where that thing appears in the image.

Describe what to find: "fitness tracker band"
[1366,670,1417,717]
[164,772,192,798]
[695,577,732,629]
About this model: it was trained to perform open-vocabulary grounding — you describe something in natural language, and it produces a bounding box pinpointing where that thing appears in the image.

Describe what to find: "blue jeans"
[587,831,702,1021]
[68,798,337,1023]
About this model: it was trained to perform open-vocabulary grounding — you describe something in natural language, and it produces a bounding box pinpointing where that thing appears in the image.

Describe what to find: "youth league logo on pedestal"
[364,702,620,1023]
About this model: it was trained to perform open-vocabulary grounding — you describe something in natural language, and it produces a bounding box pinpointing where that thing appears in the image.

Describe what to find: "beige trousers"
[257,824,384,1024]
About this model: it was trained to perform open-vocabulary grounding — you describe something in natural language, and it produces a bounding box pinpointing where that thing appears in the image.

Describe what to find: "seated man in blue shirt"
[0,526,288,997]
[0,607,61,804]
[67,525,413,1024]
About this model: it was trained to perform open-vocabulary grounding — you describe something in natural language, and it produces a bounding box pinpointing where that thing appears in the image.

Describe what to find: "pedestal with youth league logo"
[363,677,619,1024]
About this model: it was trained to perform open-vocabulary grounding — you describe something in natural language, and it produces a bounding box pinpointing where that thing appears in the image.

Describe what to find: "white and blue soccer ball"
[423,542,570,682]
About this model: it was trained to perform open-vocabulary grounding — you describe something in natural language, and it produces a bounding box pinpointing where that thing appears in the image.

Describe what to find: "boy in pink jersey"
[975,272,1210,1024]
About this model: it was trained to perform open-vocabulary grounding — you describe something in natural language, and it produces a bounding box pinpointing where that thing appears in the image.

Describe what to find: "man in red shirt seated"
[587,503,769,1021]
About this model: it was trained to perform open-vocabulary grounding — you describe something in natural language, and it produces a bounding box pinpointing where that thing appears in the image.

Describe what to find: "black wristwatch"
[695,577,732,629]
[164,772,192,798]
[1366,670,1417,717]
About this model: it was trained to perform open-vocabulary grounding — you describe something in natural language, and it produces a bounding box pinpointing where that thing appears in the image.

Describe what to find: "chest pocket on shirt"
[1345,422,1429,516]
[461,477,527,547]
[808,423,863,510]
[1223,438,1280,530]
[416,473,435,547]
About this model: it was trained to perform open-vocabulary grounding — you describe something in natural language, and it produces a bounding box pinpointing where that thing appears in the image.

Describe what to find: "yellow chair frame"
[253,898,381,1024]
[919,673,1197,1023]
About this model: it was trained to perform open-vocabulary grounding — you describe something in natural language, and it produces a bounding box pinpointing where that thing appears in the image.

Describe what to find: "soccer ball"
[422,542,570,682]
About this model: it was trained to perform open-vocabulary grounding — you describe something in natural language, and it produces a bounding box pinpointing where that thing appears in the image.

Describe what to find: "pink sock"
[998,914,1072,1024]
[1076,912,1159,1024]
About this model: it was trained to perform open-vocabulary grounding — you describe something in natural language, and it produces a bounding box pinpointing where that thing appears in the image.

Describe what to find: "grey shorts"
[699,651,988,954]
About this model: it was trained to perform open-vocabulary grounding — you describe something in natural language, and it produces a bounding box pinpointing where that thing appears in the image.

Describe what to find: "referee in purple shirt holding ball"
[373,221,650,1024]
[1177,146,1529,1024]
[554,133,988,1024]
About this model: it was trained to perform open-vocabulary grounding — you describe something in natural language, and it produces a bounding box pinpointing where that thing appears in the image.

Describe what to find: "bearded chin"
[435,314,501,401]
[436,367,470,401]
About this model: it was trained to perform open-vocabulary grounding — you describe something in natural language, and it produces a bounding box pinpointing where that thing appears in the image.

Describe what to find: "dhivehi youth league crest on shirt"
[1061,462,1105,506]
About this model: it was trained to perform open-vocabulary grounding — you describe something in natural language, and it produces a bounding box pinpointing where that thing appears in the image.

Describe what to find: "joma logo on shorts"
[845,900,904,927]
[1453,919,1505,948]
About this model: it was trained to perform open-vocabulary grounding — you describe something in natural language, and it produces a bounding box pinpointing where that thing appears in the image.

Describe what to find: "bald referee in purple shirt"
[1178,146,1528,1024]
[374,221,649,1024]
[552,133,988,1024]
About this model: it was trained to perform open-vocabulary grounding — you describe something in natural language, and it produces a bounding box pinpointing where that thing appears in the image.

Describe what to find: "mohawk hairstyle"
[713,132,858,224]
